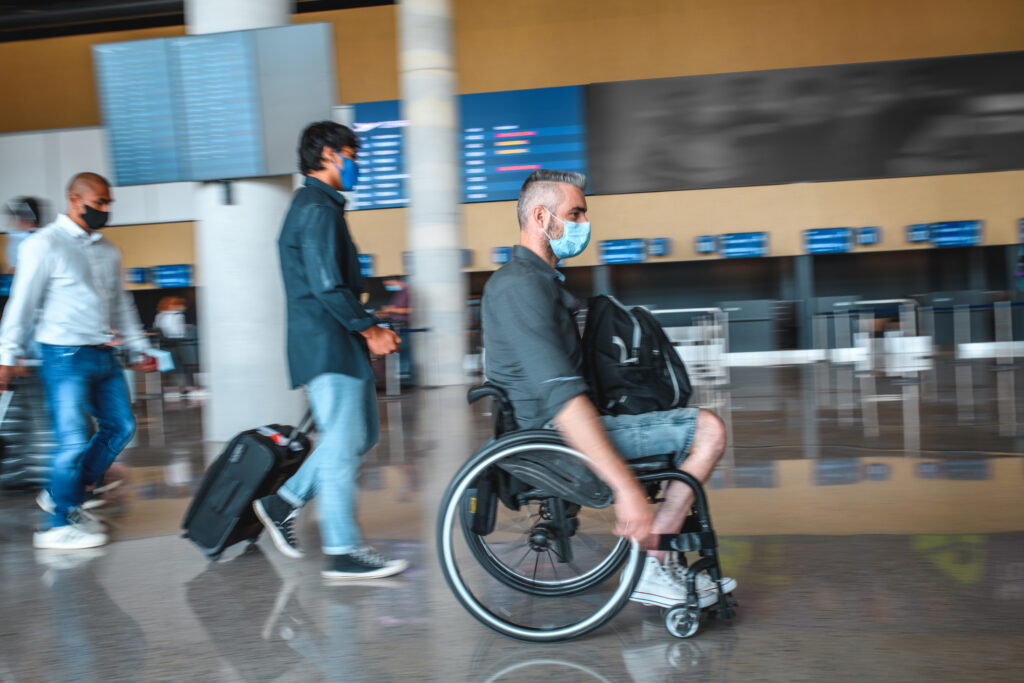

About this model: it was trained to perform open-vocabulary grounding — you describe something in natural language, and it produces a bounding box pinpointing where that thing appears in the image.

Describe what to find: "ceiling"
[0,0,393,42]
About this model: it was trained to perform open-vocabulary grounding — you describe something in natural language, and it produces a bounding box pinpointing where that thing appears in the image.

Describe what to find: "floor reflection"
[0,357,1021,680]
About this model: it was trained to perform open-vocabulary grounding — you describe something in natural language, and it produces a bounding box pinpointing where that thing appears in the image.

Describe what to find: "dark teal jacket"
[278,176,375,388]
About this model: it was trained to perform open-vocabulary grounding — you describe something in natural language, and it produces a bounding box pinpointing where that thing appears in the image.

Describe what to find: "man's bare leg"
[649,409,726,562]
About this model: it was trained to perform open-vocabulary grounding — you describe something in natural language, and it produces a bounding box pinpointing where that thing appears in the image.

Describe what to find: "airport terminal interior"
[1,0,1023,681]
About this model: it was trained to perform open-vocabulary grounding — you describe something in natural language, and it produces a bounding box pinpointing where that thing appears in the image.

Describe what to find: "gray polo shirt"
[481,245,589,429]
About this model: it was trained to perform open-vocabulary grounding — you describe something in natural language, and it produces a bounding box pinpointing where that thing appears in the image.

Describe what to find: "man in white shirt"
[0,172,155,550]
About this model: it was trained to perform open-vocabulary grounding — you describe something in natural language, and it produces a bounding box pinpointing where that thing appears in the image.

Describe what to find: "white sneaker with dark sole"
[322,547,409,581]
[253,495,304,559]
[33,524,107,550]
[630,557,736,609]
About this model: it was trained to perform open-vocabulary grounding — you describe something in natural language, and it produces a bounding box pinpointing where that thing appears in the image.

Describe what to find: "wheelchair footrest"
[655,531,717,553]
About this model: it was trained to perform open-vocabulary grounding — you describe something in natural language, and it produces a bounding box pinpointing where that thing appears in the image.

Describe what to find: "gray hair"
[516,169,587,228]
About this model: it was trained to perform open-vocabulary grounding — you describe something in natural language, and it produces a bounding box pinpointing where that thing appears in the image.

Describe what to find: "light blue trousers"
[278,373,379,554]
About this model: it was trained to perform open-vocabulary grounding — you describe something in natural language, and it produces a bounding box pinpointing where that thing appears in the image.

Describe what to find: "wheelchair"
[437,383,736,642]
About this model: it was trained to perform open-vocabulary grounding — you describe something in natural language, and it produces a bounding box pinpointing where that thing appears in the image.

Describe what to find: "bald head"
[67,172,110,196]
[66,172,112,232]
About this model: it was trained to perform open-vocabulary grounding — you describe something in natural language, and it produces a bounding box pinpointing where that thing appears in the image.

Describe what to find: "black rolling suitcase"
[182,412,313,560]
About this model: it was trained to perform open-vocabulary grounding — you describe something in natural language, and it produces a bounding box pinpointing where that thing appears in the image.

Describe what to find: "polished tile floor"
[1,357,1022,682]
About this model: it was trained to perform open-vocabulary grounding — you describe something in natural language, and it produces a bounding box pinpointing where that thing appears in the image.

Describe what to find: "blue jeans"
[278,373,379,554]
[38,344,136,528]
[600,407,700,469]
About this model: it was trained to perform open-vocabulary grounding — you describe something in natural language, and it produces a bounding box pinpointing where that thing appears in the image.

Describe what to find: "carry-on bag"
[182,412,314,560]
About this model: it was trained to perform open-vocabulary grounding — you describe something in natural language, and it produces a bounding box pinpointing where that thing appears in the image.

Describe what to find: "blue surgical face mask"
[544,208,591,260]
[331,155,359,191]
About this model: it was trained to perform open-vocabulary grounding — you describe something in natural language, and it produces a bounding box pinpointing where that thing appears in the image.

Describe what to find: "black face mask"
[81,204,109,230]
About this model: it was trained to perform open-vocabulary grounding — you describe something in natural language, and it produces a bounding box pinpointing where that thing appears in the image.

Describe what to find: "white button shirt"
[0,213,149,366]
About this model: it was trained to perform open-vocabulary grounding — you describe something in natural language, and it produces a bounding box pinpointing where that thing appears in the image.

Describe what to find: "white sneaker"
[37,491,108,533]
[668,556,737,603]
[630,557,690,608]
[630,556,733,609]
[33,524,108,550]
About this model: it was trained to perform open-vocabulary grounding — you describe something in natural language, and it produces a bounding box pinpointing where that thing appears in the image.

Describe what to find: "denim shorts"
[600,407,700,469]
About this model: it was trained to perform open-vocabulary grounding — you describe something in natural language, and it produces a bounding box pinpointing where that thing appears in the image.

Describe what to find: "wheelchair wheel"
[438,430,644,642]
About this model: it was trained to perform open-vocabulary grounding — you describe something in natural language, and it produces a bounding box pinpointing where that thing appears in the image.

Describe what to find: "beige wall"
[353,170,1024,274]
[1,0,1022,271]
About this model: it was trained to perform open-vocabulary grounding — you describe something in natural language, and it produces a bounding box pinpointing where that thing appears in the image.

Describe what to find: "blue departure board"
[720,232,769,258]
[93,39,183,185]
[804,228,853,254]
[460,86,587,203]
[358,254,375,278]
[125,268,150,284]
[151,264,193,288]
[906,224,931,243]
[646,238,672,257]
[93,24,334,186]
[169,32,264,181]
[857,226,881,246]
[694,235,717,254]
[599,238,647,264]
[928,220,983,247]
[352,100,409,209]
[491,246,512,264]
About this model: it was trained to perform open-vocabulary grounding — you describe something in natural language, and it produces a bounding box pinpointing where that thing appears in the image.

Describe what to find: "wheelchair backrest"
[467,383,518,437]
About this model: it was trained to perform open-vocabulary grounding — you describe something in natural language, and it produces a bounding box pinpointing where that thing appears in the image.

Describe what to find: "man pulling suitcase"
[252,121,407,580]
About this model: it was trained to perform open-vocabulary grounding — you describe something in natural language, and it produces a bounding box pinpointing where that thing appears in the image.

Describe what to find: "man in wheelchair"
[480,169,737,610]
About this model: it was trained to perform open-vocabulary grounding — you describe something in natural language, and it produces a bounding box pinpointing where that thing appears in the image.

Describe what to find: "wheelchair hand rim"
[439,440,644,642]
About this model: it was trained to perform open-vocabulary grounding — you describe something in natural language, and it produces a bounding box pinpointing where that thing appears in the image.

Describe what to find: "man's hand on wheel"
[0,364,30,393]
[360,324,401,356]
[613,482,654,543]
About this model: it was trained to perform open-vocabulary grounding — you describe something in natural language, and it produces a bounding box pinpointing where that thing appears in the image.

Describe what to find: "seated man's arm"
[555,395,653,542]
[492,281,653,541]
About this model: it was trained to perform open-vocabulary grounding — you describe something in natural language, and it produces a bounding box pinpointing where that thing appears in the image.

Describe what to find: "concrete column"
[398,0,467,387]
[794,254,815,350]
[186,0,303,442]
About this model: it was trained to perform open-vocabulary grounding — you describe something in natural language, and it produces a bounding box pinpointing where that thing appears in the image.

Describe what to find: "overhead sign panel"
[804,228,853,255]
[720,232,769,258]
[460,86,587,204]
[599,238,647,264]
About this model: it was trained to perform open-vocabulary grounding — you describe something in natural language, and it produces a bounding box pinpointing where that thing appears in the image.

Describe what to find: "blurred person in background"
[376,276,413,386]
[0,172,156,550]
[4,196,46,272]
[154,295,195,398]
[254,121,407,581]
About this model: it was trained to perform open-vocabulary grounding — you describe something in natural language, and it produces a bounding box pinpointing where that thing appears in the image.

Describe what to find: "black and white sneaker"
[253,494,303,559]
[322,547,409,581]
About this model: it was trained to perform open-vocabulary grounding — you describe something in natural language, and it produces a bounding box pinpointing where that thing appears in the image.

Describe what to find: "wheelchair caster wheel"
[665,606,700,638]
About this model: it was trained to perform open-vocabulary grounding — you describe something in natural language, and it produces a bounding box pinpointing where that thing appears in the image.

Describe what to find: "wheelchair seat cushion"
[496,450,614,509]
[628,453,674,472]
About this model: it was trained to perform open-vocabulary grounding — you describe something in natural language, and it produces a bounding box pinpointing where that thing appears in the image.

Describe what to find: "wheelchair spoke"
[512,545,534,571]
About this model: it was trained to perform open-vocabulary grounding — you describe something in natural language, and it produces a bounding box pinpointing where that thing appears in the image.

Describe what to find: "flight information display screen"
[349,86,587,209]
[460,86,587,203]
[93,38,184,185]
[352,100,409,209]
[169,32,264,181]
[93,24,334,186]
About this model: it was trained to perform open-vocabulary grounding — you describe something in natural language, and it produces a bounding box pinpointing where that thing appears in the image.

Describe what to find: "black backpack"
[581,295,692,415]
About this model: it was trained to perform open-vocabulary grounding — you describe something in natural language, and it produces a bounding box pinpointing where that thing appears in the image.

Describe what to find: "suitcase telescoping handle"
[0,386,14,428]
[286,409,314,445]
